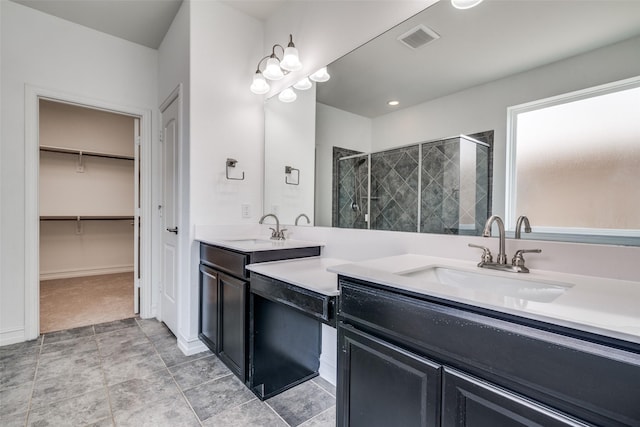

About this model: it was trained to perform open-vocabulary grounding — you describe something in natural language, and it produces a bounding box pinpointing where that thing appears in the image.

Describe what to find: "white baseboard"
[40,265,134,281]
[319,354,337,386]
[0,327,28,347]
[319,324,337,386]
[177,335,209,356]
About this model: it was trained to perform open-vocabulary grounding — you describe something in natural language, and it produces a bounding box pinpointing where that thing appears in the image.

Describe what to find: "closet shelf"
[40,145,134,161]
[40,216,134,221]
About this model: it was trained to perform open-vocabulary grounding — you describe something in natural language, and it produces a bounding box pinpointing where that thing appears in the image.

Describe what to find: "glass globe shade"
[293,77,312,91]
[280,47,302,72]
[278,87,297,103]
[309,67,330,82]
[250,73,270,95]
[263,57,284,80]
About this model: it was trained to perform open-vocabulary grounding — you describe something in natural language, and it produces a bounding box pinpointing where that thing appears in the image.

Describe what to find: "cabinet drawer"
[339,279,640,427]
[200,244,248,278]
[251,273,335,325]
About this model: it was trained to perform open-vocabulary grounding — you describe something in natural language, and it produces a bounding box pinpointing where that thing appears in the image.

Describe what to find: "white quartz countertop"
[197,236,324,253]
[328,254,640,345]
[247,257,347,296]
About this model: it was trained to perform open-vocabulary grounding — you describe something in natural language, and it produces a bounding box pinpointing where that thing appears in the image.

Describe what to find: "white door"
[160,95,180,334]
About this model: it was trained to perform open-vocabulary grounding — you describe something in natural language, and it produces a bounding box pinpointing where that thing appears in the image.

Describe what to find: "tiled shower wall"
[334,131,493,234]
[333,147,368,229]
[370,145,420,231]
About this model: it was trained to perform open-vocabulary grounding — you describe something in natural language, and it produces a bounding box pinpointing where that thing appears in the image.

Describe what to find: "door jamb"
[24,85,154,339]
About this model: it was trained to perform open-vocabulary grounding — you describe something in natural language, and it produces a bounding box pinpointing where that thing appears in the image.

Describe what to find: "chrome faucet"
[259,213,286,240]
[295,213,310,226]
[482,215,507,264]
[469,215,541,273]
[515,215,532,239]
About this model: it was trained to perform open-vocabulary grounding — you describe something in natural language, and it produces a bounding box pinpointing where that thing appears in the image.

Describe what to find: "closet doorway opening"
[38,99,142,333]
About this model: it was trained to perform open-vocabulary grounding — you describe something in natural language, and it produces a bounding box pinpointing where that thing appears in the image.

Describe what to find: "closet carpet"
[40,272,135,333]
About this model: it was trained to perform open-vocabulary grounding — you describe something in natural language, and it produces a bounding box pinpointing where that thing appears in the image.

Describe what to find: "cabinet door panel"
[442,368,588,427]
[219,272,247,380]
[199,264,218,352]
[338,324,441,427]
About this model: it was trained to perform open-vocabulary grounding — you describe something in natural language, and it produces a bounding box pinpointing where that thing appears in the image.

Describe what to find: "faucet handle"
[512,249,542,267]
[468,243,493,264]
[278,229,288,240]
[269,227,278,239]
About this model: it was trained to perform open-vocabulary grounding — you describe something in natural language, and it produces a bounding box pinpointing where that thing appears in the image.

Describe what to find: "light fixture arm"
[254,55,272,73]
[270,44,285,60]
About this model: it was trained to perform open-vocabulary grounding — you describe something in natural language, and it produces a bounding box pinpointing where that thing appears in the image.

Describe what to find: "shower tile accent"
[421,131,493,235]
[370,146,420,232]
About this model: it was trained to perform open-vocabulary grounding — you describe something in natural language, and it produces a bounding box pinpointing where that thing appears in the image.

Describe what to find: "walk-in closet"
[39,100,139,333]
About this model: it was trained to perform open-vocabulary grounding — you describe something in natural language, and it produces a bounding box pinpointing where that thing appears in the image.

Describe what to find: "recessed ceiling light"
[451,0,484,10]
[388,100,400,106]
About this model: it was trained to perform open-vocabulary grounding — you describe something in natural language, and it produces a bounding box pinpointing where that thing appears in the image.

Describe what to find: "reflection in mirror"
[264,0,640,245]
[264,86,316,225]
[332,132,492,235]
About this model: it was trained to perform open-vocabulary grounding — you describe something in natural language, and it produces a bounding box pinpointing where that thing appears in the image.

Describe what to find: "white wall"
[0,1,158,345]
[181,0,264,350]
[315,103,372,227]
[264,86,316,225]
[40,220,134,280]
[370,35,640,219]
[157,0,190,341]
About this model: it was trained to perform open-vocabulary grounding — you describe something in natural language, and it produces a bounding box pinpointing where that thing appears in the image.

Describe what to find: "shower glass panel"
[421,134,492,235]
[336,154,369,229]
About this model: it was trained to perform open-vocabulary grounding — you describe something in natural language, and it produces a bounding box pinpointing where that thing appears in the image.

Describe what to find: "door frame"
[24,85,154,339]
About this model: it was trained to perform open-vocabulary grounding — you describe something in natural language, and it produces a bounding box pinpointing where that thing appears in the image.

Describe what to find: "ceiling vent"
[397,24,440,50]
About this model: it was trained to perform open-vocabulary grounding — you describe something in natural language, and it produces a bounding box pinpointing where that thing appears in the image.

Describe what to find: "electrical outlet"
[241,204,251,219]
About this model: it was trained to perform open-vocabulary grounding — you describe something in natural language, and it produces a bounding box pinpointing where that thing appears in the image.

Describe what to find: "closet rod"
[40,216,134,221]
[40,145,134,161]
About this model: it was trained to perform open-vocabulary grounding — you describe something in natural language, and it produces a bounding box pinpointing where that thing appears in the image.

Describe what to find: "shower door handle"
[166,227,178,234]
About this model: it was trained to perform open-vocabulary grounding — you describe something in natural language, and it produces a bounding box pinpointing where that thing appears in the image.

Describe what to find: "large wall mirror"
[264,0,640,244]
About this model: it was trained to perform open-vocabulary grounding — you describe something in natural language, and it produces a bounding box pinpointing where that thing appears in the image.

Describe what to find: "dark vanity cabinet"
[198,242,321,382]
[337,277,640,427]
[249,272,337,400]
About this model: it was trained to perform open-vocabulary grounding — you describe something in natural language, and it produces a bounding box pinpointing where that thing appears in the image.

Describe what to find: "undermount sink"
[397,266,572,303]
[223,238,275,245]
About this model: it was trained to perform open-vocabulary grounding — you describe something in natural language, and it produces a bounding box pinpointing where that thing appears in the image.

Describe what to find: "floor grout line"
[264,399,293,427]
[95,330,118,427]
[298,405,336,426]
[163,348,206,426]
[22,334,44,426]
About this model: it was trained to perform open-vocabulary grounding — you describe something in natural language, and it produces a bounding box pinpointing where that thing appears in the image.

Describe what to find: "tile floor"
[0,318,336,426]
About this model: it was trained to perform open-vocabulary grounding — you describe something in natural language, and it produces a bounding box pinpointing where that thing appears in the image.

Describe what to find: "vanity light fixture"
[293,77,313,90]
[309,67,330,82]
[451,0,484,10]
[278,87,297,103]
[250,34,302,94]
